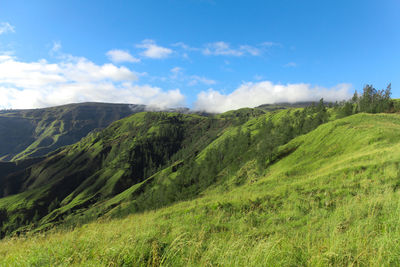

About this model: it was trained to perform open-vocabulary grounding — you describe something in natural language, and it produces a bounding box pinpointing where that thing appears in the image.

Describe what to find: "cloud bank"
[0,55,184,109]
[194,81,352,113]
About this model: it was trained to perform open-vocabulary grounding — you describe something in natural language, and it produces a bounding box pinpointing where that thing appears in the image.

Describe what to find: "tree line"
[335,84,393,117]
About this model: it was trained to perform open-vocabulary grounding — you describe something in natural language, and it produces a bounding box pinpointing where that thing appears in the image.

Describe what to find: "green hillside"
[0,108,269,236]
[0,102,145,161]
[1,112,400,265]
[0,87,398,265]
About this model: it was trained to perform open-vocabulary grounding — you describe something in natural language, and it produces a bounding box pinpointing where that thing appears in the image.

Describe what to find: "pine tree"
[32,210,40,224]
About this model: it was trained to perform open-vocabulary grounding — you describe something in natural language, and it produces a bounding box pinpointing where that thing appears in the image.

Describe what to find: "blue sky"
[0,0,399,112]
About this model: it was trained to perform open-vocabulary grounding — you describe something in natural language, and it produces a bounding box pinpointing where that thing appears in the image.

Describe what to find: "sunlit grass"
[2,113,400,265]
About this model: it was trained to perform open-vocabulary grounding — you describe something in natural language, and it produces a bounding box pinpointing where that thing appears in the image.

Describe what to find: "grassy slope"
[0,102,143,161]
[0,109,256,236]
[1,113,400,265]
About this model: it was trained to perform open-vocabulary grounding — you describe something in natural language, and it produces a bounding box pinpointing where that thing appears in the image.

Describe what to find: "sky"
[0,0,399,112]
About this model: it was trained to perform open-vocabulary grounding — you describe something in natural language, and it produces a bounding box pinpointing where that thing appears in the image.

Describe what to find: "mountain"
[0,107,267,235]
[0,92,397,265]
[0,102,327,237]
[0,102,147,161]
[0,101,323,161]
[256,101,335,111]
[1,107,400,265]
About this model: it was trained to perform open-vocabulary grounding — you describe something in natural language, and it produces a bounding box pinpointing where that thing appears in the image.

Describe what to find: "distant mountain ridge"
[256,101,332,111]
[0,101,318,161]
[0,102,146,161]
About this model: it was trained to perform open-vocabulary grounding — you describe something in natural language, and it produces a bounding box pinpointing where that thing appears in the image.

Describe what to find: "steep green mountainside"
[0,102,145,161]
[0,100,332,162]
[0,87,398,265]
[2,112,400,265]
[0,108,267,236]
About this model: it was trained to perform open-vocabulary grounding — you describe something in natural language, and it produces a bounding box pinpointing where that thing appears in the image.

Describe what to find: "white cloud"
[172,42,199,60]
[261,41,280,47]
[194,81,352,113]
[0,54,14,62]
[51,41,62,53]
[168,67,215,86]
[172,41,278,58]
[170,67,183,79]
[188,75,216,86]
[0,54,184,109]
[172,42,199,52]
[203,42,243,56]
[0,22,15,35]
[170,66,183,74]
[254,74,263,81]
[136,39,173,59]
[284,62,297,67]
[203,42,262,57]
[239,45,260,56]
[106,49,140,63]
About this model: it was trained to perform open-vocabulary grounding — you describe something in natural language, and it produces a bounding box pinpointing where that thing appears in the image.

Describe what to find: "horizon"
[0,99,358,113]
[0,0,399,112]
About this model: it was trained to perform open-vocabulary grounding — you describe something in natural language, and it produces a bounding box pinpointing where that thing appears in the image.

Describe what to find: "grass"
[0,110,242,236]
[2,113,400,265]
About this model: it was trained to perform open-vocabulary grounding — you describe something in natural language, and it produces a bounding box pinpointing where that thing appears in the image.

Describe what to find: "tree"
[32,210,40,223]
[48,198,60,213]
[351,90,359,103]
[357,84,392,113]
